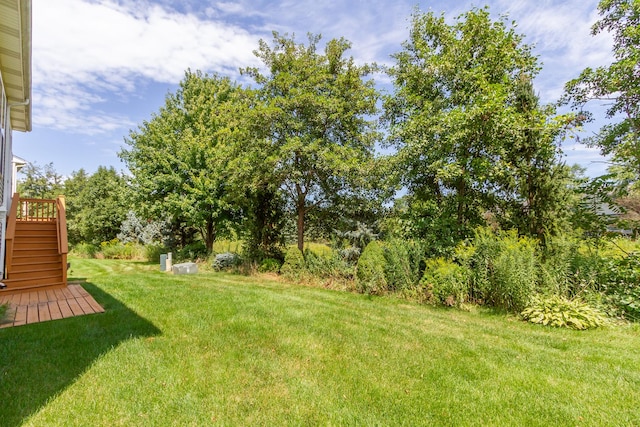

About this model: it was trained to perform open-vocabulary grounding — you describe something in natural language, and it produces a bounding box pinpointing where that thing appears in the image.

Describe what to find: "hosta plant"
[521,295,608,330]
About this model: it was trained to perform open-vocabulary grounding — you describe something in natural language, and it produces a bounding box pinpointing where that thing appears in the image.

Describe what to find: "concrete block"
[172,262,198,275]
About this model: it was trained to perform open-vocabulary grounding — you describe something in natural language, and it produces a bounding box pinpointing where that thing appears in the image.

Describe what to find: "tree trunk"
[296,187,306,252]
[203,219,215,252]
[456,176,466,238]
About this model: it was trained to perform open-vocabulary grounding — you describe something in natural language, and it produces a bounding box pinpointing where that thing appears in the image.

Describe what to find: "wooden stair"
[1,195,68,294]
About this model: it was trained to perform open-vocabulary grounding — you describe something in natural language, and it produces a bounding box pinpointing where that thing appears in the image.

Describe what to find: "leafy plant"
[469,228,538,312]
[177,241,208,261]
[70,242,99,259]
[304,250,354,281]
[491,234,538,312]
[356,241,387,295]
[421,258,470,307]
[258,258,282,273]
[521,295,608,330]
[603,283,640,322]
[280,246,306,280]
[383,238,425,292]
[99,239,145,260]
[144,244,168,263]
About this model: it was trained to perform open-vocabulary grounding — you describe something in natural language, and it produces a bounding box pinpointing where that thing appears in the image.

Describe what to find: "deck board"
[48,301,63,320]
[0,285,104,328]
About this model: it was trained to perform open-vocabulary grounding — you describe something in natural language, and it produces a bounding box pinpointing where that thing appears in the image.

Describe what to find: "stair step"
[14,243,58,251]
[11,262,62,273]
[12,254,60,261]
[8,267,63,280]
[13,237,58,244]
[12,255,60,262]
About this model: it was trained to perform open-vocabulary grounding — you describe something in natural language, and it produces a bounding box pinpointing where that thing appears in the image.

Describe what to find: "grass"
[0,302,7,322]
[1,258,639,426]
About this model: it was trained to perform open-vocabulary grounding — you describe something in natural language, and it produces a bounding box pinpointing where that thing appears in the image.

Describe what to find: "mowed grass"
[1,259,639,426]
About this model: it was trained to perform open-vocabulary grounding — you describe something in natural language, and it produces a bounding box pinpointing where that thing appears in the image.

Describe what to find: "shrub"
[521,295,608,330]
[383,238,424,292]
[356,241,387,295]
[469,228,538,312]
[258,258,282,273]
[212,252,242,271]
[177,241,208,261]
[144,244,167,263]
[491,234,538,312]
[70,242,99,259]
[99,239,145,260]
[280,246,306,280]
[304,249,354,280]
[421,258,470,307]
[538,233,580,296]
[602,287,640,321]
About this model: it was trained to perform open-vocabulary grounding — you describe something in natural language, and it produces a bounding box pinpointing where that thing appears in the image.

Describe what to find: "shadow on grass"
[0,282,161,427]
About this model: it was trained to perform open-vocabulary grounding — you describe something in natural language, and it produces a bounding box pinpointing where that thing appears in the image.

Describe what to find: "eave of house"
[0,0,32,132]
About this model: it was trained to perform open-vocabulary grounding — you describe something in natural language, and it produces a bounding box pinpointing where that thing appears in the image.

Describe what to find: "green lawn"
[1,258,639,426]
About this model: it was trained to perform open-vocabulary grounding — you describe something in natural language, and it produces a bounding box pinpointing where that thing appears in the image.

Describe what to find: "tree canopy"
[120,70,244,251]
[384,7,575,245]
[241,32,381,251]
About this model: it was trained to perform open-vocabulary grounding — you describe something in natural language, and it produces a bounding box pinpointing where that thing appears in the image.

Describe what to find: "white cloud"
[32,0,262,133]
[495,0,613,102]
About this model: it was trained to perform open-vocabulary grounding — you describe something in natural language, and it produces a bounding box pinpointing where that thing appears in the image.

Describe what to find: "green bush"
[491,234,538,312]
[258,258,282,273]
[280,246,306,280]
[521,295,608,330]
[99,239,145,260]
[383,238,424,292]
[305,249,354,280]
[421,258,470,307]
[70,242,99,258]
[144,244,167,263]
[602,287,640,321]
[356,241,387,295]
[469,229,538,312]
[177,241,208,261]
[538,233,580,296]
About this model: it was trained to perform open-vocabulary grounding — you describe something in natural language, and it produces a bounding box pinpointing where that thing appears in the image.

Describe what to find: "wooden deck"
[0,283,104,328]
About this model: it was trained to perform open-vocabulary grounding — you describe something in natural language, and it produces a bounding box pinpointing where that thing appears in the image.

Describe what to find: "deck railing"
[15,197,58,221]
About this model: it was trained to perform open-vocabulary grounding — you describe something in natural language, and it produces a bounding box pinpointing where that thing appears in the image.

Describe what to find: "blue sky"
[14,0,614,178]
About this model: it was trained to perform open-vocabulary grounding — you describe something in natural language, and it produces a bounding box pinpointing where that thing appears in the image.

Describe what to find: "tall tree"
[241,32,380,251]
[564,0,640,184]
[498,76,574,242]
[121,71,243,251]
[63,168,89,245]
[17,162,63,199]
[385,8,571,243]
[72,166,129,244]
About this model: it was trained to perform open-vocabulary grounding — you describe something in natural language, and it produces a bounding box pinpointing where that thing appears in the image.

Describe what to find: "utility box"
[172,262,198,275]
[160,254,167,271]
